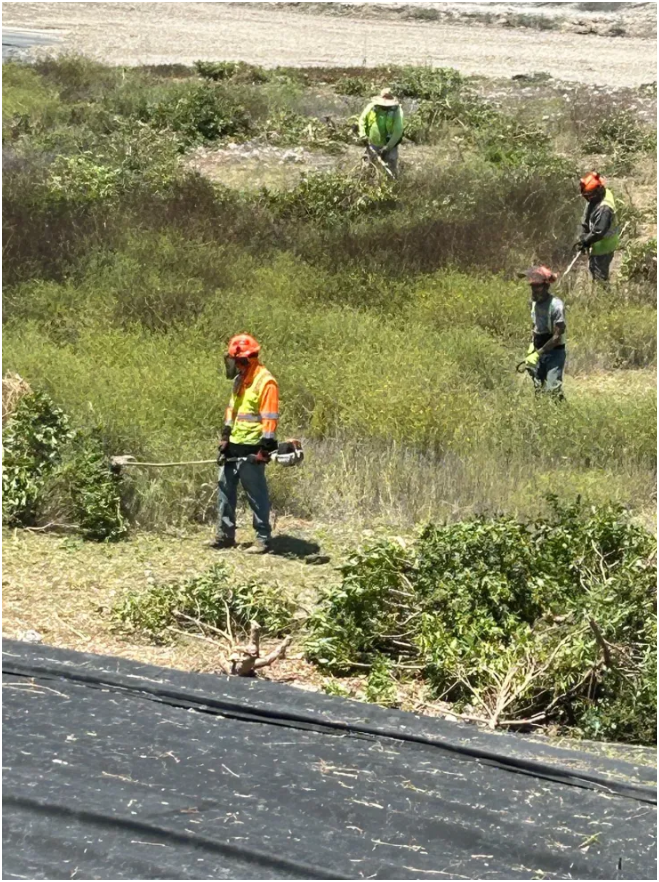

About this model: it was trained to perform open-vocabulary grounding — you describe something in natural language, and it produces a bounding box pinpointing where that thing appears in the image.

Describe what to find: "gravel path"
[2,1,657,87]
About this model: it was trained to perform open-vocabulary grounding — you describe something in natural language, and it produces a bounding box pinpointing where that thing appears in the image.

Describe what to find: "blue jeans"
[533,348,566,397]
[218,461,272,543]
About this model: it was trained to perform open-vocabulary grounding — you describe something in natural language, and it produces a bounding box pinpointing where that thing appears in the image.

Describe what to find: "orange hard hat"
[227,334,260,359]
[525,265,557,285]
[580,172,605,195]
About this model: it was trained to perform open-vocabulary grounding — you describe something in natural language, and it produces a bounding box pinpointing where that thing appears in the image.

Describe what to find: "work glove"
[254,448,271,464]
[525,348,541,369]
[573,238,588,253]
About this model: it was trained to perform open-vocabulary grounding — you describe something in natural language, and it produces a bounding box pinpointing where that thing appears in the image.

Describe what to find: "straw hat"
[371,88,399,107]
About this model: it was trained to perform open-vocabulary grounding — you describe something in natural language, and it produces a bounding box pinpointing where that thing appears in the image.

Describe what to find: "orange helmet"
[227,334,260,359]
[580,172,605,196]
[525,265,557,285]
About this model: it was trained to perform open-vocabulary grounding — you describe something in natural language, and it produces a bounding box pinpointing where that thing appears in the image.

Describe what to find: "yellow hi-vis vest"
[228,365,276,446]
[590,189,620,256]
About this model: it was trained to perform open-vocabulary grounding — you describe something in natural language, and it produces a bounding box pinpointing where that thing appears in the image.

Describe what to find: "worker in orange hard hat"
[575,172,620,282]
[211,334,279,554]
[521,266,567,398]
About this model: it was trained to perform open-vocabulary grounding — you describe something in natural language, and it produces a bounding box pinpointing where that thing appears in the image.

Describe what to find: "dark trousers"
[589,252,614,282]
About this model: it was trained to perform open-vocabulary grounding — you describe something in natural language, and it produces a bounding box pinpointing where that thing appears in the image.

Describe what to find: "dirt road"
[2,2,656,86]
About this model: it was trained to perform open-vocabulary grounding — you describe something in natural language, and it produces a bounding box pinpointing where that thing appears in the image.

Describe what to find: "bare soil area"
[2,1,657,86]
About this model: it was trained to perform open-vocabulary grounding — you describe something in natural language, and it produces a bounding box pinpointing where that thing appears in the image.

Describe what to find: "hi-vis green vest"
[591,189,620,256]
[359,104,404,148]
[228,365,276,445]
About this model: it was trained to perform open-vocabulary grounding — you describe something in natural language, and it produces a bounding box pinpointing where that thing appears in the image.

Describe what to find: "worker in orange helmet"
[522,266,567,398]
[210,334,279,554]
[575,172,620,282]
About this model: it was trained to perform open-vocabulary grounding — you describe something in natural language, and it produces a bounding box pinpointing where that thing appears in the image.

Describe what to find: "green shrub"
[621,238,657,285]
[43,429,129,541]
[34,55,120,102]
[335,75,371,97]
[582,110,657,171]
[2,391,74,526]
[263,170,394,223]
[149,81,253,145]
[365,655,398,707]
[115,562,296,641]
[2,391,127,540]
[194,60,268,84]
[306,500,657,743]
[391,66,465,101]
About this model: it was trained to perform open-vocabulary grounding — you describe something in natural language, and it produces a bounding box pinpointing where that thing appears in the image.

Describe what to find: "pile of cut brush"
[306,498,657,745]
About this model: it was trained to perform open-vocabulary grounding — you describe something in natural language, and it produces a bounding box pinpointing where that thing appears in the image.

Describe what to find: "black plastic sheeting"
[3,640,656,880]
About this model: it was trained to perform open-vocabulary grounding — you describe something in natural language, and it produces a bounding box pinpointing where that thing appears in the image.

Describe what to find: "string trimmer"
[365,144,396,180]
[111,440,304,474]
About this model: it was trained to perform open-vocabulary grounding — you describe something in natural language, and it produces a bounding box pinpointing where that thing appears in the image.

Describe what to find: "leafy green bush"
[391,66,464,101]
[194,60,268,84]
[582,110,657,172]
[43,429,129,542]
[306,500,657,743]
[335,75,371,97]
[621,238,657,285]
[34,55,120,103]
[365,655,398,707]
[149,82,253,145]
[115,562,296,641]
[264,170,394,223]
[2,391,127,541]
[2,391,73,526]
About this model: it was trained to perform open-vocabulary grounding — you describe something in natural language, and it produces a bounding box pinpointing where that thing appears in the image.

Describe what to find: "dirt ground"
[2,1,657,86]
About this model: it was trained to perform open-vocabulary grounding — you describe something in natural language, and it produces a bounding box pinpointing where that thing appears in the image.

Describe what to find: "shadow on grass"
[266,535,331,564]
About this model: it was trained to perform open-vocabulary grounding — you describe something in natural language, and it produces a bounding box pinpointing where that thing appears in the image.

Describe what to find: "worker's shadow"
[268,535,325,562]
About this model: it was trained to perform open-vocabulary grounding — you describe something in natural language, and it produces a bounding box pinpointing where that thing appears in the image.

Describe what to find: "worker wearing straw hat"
[358,88,404,176]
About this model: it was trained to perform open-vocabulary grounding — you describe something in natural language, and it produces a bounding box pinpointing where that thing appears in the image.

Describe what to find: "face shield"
[224,355,251,379]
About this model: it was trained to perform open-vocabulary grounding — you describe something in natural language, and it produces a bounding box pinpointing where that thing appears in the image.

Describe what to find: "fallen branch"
[254,635,293,669]
[589,618,612,667]
[23,522,81,534]
[165,626,231,674]
[174,609,232,643]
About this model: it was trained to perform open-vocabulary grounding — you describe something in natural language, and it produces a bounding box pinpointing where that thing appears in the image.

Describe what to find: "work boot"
[244,540,271,556]
[208,536,237,550]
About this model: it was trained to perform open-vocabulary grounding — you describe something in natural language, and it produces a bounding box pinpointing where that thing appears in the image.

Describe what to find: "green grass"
[2,57,657,533]
[1,55,656,748]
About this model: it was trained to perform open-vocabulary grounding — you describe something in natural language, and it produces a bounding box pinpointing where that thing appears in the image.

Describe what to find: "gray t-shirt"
[531,295,566,345]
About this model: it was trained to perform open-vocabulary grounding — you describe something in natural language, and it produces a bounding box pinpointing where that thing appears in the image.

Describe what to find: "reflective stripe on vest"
[229,366,275,445]
[591,189,620,256]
